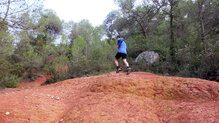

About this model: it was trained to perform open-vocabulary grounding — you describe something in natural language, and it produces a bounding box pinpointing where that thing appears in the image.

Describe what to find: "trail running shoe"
[127,67,131,75]
[116,67,121,73]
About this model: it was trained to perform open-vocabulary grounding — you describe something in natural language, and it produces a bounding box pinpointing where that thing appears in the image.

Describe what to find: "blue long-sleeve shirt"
[117,38,127,54]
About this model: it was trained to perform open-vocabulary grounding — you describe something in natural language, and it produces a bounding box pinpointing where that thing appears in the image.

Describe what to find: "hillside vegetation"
[0,0,218,87]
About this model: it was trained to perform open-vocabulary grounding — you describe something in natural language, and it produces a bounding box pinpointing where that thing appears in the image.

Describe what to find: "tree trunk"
[198,0,206,52]
[169,0,175,62]
[136,19,147,38]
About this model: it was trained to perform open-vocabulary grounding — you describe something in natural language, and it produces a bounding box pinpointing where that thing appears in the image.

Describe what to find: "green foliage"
[0,75,19,88]
[41,43,70,84]
[107,0,219,81]
[22,49,43,81]
[67,23,116,78]
[40,44,57,67]
[88,41,115,72]
[0,30,13,57]
[1,0,218,88]
[38,10,63,35]
[0,58,11,78]
[67,36,88,77]
[69,20,93,42]
[43,55,69,85]
[10,64,25,77]
[71,36,86,62]
[35,10,63,45]
[0,28,14,81]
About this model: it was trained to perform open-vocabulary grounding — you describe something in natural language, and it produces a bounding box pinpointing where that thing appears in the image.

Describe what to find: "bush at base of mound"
[0,75,19,88]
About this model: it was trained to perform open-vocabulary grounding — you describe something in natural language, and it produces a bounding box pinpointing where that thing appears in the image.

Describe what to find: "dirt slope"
[0,72,218,123]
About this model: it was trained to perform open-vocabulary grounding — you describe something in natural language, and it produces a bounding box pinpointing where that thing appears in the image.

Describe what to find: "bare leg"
[122,59,129,67]
[123,59,131,74]
[115,59,119,67]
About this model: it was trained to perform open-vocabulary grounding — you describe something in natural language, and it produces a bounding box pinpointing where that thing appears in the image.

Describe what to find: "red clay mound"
[0,72,218,123]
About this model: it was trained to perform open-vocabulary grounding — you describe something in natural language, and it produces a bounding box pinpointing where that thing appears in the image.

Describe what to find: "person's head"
[116,35,120,39]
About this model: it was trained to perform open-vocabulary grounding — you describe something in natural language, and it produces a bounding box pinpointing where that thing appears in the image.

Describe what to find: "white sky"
[44,0,119,26]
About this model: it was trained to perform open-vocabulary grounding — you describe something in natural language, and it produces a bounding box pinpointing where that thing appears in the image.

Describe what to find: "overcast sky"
[44,0,119,26]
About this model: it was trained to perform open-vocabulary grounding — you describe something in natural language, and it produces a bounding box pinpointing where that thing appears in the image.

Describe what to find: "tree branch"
[2,0,11,22]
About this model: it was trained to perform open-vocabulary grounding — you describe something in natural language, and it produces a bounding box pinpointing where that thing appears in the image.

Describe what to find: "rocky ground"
[0,72,218,123]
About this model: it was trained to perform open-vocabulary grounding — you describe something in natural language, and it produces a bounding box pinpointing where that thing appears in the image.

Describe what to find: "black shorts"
[115,53,127,60]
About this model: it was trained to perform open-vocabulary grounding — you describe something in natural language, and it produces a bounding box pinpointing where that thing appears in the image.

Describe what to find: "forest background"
[0,0,218,88]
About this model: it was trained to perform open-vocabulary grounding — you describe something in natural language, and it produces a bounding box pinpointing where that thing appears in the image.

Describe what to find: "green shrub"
[0,75,19,88]
[10,63,25,77]
[42,55,69,85]
[0,58,11,78]
[22,49,43,81]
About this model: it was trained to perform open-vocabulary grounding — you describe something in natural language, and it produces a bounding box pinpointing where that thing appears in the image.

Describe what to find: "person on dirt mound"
[114,35,131,74]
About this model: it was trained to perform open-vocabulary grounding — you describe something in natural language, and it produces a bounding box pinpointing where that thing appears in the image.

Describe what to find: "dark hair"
[116,35,120,38]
